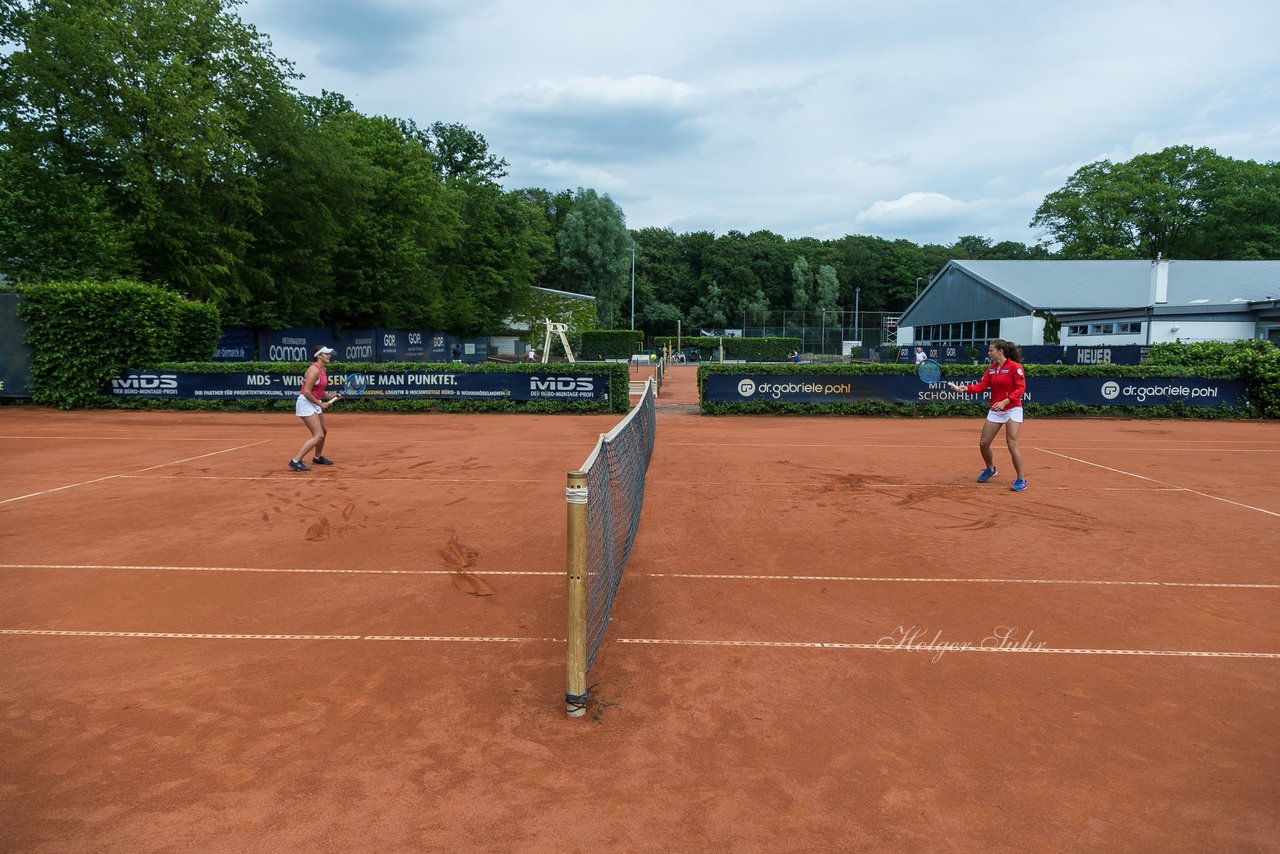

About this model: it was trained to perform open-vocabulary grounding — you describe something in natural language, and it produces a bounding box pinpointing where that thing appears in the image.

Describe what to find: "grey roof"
[945,260,1280,310]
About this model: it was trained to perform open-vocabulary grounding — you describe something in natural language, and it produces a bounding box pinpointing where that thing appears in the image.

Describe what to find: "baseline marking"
[0,629,551,642]
[619,638,1280,659]
[3,629,1274,659]
[1037,448,1280,518]
[2,564,1274,589]
[0,563,560,576]
[0,440,271,506]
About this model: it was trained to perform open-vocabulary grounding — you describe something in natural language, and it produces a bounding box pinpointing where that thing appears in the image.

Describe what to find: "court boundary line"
[113,474,1195,492]
[0,440,271,506]
[2,563,1275,589]
[2,628,1276,659]
[1037,448,1280,518]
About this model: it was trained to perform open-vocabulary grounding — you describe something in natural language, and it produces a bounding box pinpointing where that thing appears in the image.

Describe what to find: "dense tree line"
[2,0,1277,340]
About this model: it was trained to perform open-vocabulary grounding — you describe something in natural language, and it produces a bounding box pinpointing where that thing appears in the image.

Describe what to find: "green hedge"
[697,360,1268,419]
[655,336,800,361]
[1144,339,1279,418]
[14,280,221,408]
[580,329,644,359]
[110,360,633,414]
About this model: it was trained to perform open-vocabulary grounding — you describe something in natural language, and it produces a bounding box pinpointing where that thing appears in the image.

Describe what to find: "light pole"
[915,277,922,299]
[854,287,861,346]
[629,242,636,331]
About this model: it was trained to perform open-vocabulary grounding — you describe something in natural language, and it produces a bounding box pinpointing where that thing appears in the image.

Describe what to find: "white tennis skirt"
[295,395,322,417]
[986,406,1024,424]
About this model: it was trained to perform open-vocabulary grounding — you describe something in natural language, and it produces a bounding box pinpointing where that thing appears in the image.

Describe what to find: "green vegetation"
[15,280,220,408]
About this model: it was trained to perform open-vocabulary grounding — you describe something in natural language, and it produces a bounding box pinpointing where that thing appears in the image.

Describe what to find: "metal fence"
[710,310,899,355]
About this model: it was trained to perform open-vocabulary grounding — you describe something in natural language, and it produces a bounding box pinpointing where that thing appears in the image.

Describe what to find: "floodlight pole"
[630,241,636,331]
[916,277,922,299]
[855,287,861,344]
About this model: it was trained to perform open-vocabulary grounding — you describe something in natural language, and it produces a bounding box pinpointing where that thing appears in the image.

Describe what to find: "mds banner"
[106,370,608,402]
[705,373,1245,408]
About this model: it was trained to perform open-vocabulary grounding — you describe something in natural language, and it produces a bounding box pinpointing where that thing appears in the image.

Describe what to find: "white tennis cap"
[315,346,335,355]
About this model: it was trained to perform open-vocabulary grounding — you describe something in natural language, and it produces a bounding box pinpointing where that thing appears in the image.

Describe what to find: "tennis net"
[565,377,657,716]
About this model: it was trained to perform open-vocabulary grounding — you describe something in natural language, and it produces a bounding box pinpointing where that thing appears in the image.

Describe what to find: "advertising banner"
[1063,345,1150,365]
[376,329,435,361]
[105,370,608,402]
[256,328,329,362]
[706,373,1245,408]
[0,292,33,397]
[212,326,254,361]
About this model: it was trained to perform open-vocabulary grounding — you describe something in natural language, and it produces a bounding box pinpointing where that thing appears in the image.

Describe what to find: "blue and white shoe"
[976,467,998,483]
[1011,478,1028,492]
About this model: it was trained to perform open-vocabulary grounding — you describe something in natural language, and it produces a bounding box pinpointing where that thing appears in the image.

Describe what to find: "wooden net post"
[565,470,589,716]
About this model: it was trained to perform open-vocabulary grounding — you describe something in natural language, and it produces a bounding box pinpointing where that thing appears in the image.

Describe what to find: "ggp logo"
[1101,381,1121,400]
[737,379,756,397]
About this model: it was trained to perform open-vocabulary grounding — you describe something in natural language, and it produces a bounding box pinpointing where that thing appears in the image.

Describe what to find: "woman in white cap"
[289,345,339,472]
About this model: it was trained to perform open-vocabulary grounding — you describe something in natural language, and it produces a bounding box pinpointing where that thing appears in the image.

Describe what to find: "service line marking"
[0,440,270,507]
[1037,448,1280,518]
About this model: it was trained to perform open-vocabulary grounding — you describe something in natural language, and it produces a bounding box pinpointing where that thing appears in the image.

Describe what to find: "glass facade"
[914,319,998,349]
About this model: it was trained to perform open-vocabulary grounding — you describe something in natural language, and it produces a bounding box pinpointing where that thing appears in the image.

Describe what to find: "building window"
[1067,325,1088,336]
[1089,323,1112,334]
[915,318,997,350]
[1116,322,1142,334]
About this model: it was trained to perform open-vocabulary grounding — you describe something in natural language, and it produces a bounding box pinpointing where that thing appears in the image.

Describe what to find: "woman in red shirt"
[948,339,1028,492]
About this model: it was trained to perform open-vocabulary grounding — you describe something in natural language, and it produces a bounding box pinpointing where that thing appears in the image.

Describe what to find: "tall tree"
[1031,146,1280,260]
[0,0,298,303]
[557,188,630,327]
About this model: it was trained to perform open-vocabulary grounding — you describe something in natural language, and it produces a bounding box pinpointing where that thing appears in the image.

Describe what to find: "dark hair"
[991,339,1023,363]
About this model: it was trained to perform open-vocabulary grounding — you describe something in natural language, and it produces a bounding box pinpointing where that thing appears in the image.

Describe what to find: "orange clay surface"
[1,365,1278,852]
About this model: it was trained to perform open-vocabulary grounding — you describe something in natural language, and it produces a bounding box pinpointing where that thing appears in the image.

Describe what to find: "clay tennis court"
[2,366,1278,851]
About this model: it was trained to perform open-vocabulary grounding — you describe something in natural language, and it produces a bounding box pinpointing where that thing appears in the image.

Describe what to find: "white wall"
[1147,320,1256,344]
[998,315,1038,345]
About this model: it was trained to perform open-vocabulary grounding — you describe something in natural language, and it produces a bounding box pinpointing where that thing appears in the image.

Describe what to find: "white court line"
[0,629,547,642]
[646,481,1185,491]
[1037,448,1280,518]
[653,573,1280,589]
[663,441,1280,449]
[116,475,560,484]
[2,563,1275,589]
[619,638,1280,659]
[0,563,560,576]
[0,435,253,441]
[0,440,271,506]
[112,474,1185,491]
[2,629,1275,659]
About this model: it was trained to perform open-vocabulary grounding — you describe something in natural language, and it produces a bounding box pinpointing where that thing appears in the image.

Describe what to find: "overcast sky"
[236,0,1280,247]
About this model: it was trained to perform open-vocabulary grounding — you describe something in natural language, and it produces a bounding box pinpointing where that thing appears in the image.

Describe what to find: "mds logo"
[112,373,178,390]
[530,376,594,392]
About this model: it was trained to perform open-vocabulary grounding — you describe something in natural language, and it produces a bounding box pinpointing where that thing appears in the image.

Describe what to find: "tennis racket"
[332,373,367,401]
[916,358,942,385]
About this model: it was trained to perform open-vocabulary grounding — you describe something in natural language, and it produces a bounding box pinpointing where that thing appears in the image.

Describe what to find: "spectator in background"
[915,346,927,365]
[451,345,462,362]
[526,347,537,361]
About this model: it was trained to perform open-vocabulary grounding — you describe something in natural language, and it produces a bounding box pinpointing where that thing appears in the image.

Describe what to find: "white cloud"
[236,0,1280,245]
